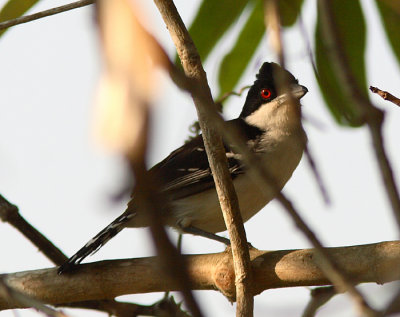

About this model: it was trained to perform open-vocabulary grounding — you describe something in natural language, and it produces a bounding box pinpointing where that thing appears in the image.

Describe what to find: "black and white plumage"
[58,62,308,274]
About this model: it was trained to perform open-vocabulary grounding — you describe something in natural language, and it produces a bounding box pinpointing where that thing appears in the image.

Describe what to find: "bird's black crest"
[240,62,299,118]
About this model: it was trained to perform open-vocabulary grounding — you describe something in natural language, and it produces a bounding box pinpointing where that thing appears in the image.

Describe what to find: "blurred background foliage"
[1,0,400,126]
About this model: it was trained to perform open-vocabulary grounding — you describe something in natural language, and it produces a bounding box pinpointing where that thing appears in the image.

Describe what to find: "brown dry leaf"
[94,0,162,155]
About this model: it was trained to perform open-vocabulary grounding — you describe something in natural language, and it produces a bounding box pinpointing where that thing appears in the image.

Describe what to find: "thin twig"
[152,0,253,316]
[302,286,338,317]
[304,145,331,205]
[274,189,378,317]
[216,85,251,105]
[297,11,330,204]
[267,0,330,207]
[318,0,400,252]
[0,0,95,31]
[370,86,400,108]
[0,194,67,265]
[187,85,252,142]
[130,156,204,317]
[59,296,190,317]
[298,13,319,78]
[279,189,379,317]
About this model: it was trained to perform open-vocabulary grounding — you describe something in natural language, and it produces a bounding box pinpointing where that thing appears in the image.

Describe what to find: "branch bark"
[152,1,253,316]
[2,241,400,311]
[0,277,68,317]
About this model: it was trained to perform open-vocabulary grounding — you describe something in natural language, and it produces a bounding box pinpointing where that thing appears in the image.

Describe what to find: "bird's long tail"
[58,212,135,274]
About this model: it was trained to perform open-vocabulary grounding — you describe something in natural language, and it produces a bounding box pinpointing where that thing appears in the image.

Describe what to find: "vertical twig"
[152,1,254,316]
[298,13,319,76]
[129,154,204,317]
[125,103,203,317]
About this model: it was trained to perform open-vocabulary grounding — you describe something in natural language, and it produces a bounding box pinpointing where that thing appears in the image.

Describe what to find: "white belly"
[170,134,305,233]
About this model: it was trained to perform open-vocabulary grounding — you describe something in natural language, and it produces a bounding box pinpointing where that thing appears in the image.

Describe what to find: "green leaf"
[217,0,305,97]
[185,0,249,63]
[279,0,304,26]
[315,0,367,126]
[0,0,41,37]
[218,1,265,96]
[375,0,400,67]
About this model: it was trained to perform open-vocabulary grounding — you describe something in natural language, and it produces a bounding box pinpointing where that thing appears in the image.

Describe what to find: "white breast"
[170,128,306,233]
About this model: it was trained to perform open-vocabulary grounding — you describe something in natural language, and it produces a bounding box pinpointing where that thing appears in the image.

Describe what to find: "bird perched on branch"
[58,62,308,274]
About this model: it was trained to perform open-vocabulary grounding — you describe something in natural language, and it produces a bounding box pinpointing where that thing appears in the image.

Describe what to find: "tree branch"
[0,0,95,32]
[152,1,253,316]
[0,194,67,265]
[370,86,400,108]
[302,286,338,317]
[1,241,400,311]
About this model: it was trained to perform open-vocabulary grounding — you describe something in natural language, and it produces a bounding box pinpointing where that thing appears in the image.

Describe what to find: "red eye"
[260,88,271,99]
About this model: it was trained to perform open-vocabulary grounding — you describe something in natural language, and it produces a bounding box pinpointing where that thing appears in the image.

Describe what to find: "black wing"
[58,119,263,273]
[149,118,263,201]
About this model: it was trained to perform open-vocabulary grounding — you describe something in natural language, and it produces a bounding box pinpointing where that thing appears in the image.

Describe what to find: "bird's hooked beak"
[274,84,308,107]
[290,84,308,99]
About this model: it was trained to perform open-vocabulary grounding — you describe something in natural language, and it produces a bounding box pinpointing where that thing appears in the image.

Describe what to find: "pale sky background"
[1,0,400,316]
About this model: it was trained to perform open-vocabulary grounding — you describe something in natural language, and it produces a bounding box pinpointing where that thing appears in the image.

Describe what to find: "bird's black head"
[239,62,304,118]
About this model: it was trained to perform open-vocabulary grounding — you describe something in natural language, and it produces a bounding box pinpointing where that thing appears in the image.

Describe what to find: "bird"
[58,62,308,274]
